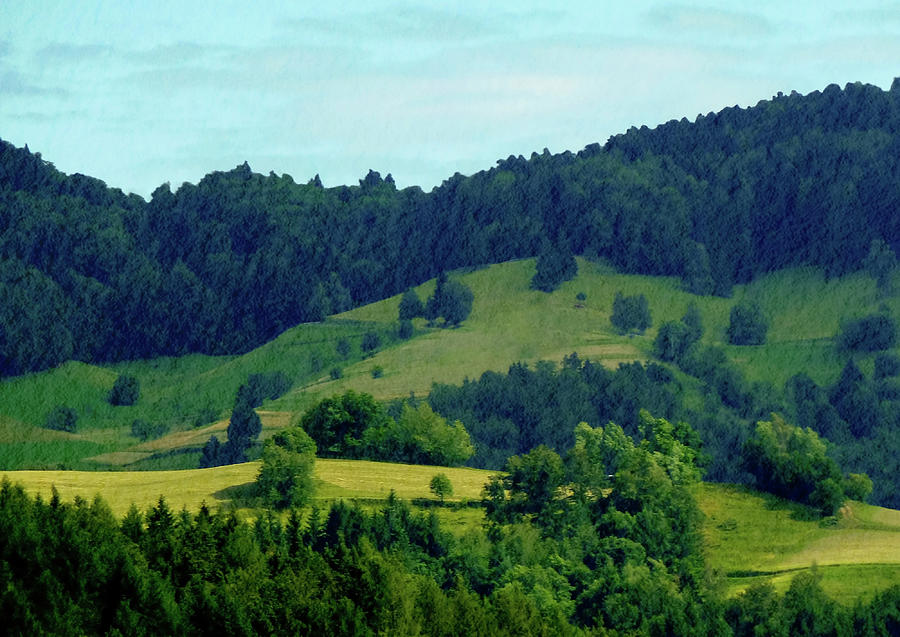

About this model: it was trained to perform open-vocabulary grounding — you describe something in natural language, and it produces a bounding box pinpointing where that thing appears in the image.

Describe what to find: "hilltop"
[3,81,900,376]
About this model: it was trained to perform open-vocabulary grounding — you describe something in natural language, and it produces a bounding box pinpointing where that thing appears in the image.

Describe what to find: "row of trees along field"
[3,81,900,374]
[3,416,899,636]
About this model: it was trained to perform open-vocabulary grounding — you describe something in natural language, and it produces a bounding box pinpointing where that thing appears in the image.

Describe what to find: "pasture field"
[697,483,900,604]
[0,458,496,519]
[0,258,895,471]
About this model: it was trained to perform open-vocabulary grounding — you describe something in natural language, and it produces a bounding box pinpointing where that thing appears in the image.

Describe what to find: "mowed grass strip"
[697,482,900,603]
[1,458,496,518]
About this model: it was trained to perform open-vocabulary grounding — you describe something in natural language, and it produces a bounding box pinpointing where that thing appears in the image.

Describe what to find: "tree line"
[3,81,900,375]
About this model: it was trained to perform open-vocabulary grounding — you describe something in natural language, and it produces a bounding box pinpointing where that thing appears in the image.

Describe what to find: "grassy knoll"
[2,258,897,470]
[279,259,891,409]
[697,483,900,604]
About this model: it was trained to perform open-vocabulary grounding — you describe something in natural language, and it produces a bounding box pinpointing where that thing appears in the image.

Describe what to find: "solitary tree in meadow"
[429,473,453,504]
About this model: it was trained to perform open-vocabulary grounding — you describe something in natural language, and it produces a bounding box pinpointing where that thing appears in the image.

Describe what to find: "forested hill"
[2,80,900,375]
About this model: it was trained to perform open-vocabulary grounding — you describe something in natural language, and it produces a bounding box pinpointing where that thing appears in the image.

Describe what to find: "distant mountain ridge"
[2,79,899,375]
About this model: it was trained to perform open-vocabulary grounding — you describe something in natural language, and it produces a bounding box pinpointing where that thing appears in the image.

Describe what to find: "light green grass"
[284,259,896,406]
[3,258,899,468]
[0,321,391,468]
[1,458,496,519]
[697,483,900,603]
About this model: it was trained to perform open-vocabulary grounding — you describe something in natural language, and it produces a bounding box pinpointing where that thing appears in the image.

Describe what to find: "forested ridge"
[3,79,900,375]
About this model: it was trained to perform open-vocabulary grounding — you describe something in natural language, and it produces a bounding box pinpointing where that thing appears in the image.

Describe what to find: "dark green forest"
[3,81,900,376]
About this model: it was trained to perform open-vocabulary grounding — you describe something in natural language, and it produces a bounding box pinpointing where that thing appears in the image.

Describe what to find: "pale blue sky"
[2,1,899,197]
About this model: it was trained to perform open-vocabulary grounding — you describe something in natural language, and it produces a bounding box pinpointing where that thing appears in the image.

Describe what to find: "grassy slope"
[1,258,891,469]
[0,321,386,468]
[698,483,900,603]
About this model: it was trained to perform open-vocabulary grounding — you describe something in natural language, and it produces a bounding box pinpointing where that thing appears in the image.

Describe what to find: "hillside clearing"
[697,483,900,603]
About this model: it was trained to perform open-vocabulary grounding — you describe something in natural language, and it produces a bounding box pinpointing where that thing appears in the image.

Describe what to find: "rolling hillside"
[0,257,891,471]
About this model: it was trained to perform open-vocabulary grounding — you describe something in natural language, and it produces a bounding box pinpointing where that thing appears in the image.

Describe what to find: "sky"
[2,1,899,198]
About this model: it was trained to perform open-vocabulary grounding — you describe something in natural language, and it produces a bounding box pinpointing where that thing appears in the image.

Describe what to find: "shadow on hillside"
[212,481,259,507]
[759,490,821,522]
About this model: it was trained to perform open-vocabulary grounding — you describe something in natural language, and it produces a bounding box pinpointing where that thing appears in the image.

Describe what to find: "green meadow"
[698,483,900,604]
[0,458,496,534]
[0,258,892,469]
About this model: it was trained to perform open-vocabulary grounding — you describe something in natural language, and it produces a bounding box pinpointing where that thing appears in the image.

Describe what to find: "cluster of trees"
[199,372,291,468]
[3,422,898,635]
[399,272,473,327]
[429,354,682,469]
[784,357,900,507]
[300,390,474,466]
[427,348,881,513]
[742,414,871,515]
[836,312,897,352]
[5,81,900,376]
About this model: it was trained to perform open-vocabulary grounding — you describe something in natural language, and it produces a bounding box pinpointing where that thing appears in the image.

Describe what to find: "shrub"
[44,405,78,433]
[396,319,414,340]
[192,404,219,428]
[371,366,384,379]
[727,302,768,345]
[108,374,140,406]
[398,288,424,320]
[329,366,343,380]
[610,292,651,334]
[241,372,292,407]
[131,419,168,441]
[836,313,896,352]
[843,473,873,502]
[361,330,381,356]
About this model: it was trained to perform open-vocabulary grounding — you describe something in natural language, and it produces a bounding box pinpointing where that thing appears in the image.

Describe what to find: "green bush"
[836,313,896,352]
[108,374,140,406]
[44,405,78,432]
[610,292,651,334]
[396,319,414,340]
[361,330,381,356]
[257,428,317,509]
[131,419,168,441]
[727,302,768,345]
